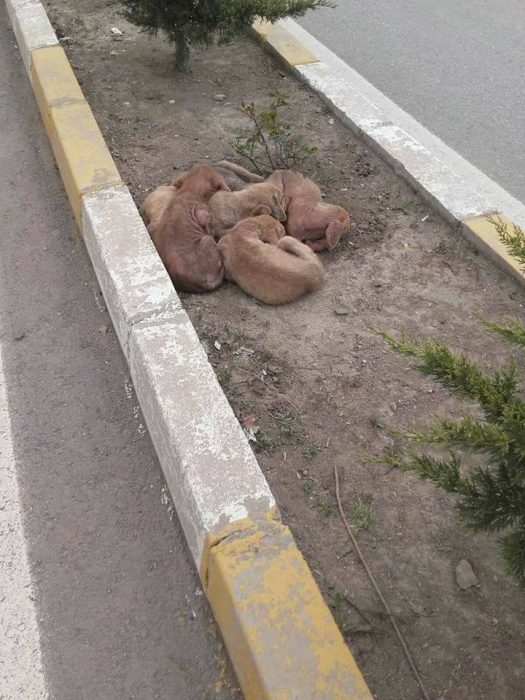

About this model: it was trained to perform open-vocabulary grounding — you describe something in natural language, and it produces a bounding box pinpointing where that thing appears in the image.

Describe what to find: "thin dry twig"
[334,465,431,700]
[235,366,300,413]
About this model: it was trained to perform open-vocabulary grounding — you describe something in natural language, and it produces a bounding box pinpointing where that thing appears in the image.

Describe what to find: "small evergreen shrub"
[491,216,525,270]
[373,218,525,586]
[122,0,334,69]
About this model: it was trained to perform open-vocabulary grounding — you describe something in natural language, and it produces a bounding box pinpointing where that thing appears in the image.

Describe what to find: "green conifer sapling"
[373,218,525,586]
[121,0,334,69]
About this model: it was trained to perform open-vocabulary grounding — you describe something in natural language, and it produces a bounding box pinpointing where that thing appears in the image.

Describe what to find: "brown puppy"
[145,164,229,293]
[268,170,350,252]
[208,180,288,236]
[218,215,324,305]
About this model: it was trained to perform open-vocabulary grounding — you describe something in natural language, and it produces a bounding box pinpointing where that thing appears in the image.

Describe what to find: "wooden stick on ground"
[334,465,431,700]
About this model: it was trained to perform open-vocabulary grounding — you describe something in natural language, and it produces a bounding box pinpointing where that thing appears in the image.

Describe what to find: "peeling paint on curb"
[204,515,372,700]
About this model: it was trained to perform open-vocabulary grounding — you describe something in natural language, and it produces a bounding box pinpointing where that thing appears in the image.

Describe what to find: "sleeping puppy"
[144,164,230,293]
[268,170,350,252]
[217,215,324,305]
[208,180,288,236]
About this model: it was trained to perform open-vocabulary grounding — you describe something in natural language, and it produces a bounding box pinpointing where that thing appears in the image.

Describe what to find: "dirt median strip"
[252,18,525,287]
[5,0,373,697]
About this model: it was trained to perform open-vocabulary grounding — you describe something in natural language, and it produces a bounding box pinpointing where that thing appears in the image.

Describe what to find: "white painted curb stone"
[6,0,58,77]
[276,18,525,230]
[129,311,276,567]
[82,186,181,356]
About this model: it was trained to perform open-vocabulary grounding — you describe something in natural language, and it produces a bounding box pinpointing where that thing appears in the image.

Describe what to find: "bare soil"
[44,1,525,698]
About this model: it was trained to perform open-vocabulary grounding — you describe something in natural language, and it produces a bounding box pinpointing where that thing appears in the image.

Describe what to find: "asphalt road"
[0,7,238,698]
[299,0,525,203]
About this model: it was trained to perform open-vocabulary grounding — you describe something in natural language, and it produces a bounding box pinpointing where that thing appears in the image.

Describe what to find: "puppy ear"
[171,172,186,188]
[251,204,271,217]
[325,220,344,249]
[258,222,282,245]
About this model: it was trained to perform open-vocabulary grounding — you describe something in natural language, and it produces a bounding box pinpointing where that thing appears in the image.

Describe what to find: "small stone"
[411,603,435,617]
[334,305,350,316]
[328,117,335,125]
[168,99,175,104]
[123,101,130,106]
[213,94,226,102]
[455,559,479,590]
[214,340,221,350]
[110,27,123,36]
[59,36,75,44]
[110,50,118,56]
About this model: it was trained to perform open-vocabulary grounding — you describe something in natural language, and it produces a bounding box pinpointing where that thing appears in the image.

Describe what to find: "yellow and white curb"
[5,0,373,697]
[253,18,525,287]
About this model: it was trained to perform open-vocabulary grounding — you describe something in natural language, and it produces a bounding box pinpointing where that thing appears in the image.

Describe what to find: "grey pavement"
[0,6,238,699]
[299,0,525,203]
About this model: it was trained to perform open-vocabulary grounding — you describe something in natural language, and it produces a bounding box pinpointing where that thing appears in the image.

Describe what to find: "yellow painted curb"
[462,215,525,285]
[203,516,372,700]
[30,46,122,228]
[252,19,319,67]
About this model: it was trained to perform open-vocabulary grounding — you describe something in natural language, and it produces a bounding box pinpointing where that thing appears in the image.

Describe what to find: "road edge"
[252,18,525,287]
[4,1,373,698]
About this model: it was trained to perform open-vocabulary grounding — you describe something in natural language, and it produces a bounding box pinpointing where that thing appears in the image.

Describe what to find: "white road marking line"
[0,341,48,699]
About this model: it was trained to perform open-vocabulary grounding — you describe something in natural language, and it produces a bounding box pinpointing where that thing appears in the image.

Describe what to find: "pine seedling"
[122,0,334,69]
[374,320,525,586]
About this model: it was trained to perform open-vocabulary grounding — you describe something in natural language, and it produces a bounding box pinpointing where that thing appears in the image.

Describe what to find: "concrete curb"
[5,0,373,697]
[253,19,525,287]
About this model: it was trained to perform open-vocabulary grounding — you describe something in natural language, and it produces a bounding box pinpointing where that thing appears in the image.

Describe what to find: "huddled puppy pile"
[140,161,350,305]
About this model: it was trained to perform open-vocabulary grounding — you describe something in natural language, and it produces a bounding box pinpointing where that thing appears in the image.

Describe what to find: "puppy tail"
[278,236,317,260]
[278,236,325,289]
[216,160,265,183]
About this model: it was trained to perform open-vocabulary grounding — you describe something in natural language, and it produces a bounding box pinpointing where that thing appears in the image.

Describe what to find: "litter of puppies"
[140,161,350,304]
